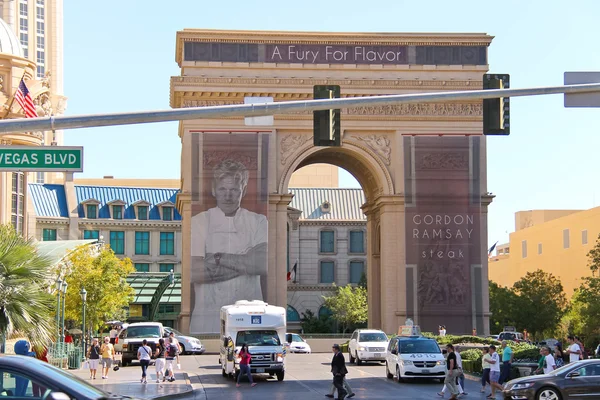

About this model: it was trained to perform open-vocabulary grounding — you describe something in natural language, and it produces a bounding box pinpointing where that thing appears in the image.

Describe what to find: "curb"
[152,372,194,400]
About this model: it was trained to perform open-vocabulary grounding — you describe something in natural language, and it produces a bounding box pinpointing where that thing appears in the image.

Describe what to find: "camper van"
[220,300,287,382]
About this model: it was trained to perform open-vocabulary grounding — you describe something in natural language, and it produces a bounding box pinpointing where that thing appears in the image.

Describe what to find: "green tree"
[323,284,368,333]
[300,310,334,333]
[586,233,600,276]
[489,281,518,333]
[0,225,55,346]
[511,269,566,338]
[60,245,135,332]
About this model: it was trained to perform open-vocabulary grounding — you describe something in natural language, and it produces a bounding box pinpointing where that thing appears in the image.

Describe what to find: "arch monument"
[172,29,494,335]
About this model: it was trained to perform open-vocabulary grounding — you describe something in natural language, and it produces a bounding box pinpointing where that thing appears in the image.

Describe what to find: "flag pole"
[2,72,27,119]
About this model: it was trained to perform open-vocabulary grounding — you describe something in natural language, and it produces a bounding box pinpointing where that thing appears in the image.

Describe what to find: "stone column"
[177,193,192,334]
[363,204,381,329]
[268,193,293,308]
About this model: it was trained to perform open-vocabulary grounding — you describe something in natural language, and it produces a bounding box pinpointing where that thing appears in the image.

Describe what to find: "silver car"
[164,327,205,355]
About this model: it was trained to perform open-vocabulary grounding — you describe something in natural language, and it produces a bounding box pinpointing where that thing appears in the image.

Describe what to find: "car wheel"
[180,344,188,355]
[122,359,130,367]
[386,362,393,379]
[356,353,362,366]
[396,365,404,383]
[276,371,285,381]
[349,350,355,364]
[536,387,561,400]
[222,366,227,377]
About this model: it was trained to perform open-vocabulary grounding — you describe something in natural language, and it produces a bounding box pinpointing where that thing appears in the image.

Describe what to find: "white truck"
[219,300,287,382]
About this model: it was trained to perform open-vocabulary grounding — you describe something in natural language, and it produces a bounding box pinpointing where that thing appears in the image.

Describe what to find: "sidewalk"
[69,364,193,400]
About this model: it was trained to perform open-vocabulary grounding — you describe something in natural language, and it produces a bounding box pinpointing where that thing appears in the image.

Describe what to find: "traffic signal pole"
[0,83,598,134]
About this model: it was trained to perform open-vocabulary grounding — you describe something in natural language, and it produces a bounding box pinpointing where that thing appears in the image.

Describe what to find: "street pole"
[60,281,68,343]
[55,278,62,342]
[80,288,87,360]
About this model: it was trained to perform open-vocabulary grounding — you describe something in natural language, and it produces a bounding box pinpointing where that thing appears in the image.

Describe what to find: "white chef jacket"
[190,207,268,334]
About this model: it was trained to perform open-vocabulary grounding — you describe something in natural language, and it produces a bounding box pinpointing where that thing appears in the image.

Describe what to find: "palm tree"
[0,224,55,348]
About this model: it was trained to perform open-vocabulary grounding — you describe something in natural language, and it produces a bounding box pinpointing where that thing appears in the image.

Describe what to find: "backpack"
[167,344,177,358]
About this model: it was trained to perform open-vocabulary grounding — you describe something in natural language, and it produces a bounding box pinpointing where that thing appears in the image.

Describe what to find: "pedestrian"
[155,338,167,383]
[442,344,461,400]
[169,331,182,369]
[164,337,177,382]
[481,346,492,393]
[554,344,565,368]
[137,339,152,384]
[437,347,467,397]
[565,335,582,363]
[32,344,48,397]
[326,374,355,398]
[534,348,544,374]
[330,344,348,400]
[486,345,504,399]
[541,346,556,374]
[100,336,115,379]
[109,325,118,345]
[236,343,256,388]
[439,325,447,337]
[64,329,74,344]
[499,340,513,384]
[86,338,101,379]
[575,336,587,359]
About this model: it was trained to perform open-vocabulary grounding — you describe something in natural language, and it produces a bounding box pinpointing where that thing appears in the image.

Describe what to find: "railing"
[48,342,82,369]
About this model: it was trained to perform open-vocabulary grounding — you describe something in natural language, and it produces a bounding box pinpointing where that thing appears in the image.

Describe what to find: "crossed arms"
[191,242,267,284]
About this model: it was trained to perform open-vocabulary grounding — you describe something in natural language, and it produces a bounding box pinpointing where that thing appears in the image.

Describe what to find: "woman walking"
[154,338,167,383]
[87,338,101,379]
[100,337,115,379]
[236,344,256,388]
[137,339,152,384]
[164,337,177,382]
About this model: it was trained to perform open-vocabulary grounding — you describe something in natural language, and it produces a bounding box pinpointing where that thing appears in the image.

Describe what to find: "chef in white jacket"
[190,159,268,334]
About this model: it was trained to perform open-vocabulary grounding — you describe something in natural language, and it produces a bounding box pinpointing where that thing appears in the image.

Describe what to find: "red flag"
[14,78,38,118]
[287,262,297,282]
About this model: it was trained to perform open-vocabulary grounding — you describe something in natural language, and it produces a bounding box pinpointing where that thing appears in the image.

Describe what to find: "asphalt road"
[180,353,491,400]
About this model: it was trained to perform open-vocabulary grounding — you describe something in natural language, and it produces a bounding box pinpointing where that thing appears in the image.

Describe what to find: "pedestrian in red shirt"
[236,344,256,388]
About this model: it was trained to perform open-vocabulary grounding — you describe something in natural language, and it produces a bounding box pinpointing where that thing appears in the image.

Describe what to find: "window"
[320,230,335,253]
[110,231,125,254]
[36,20,44,35]
[582,230,588,245]
[320,261,335,283]
[138,206,148,220]
[134,263,149,272]
[36,172,44,183]
[86,204,97,219]
[42,228,56,241]
[160,232,175,255]
[163,207,173,221]
[159,304,176,313]
[19,1,28,58]
[84,230,99,240]
[349,261,364,284]
[112,205,123,220]
[11,173,25,234]
[287,305,300,322]
[318,306,333,319]
[159,263,175,273]
[349,231,364,253]
[0,370,50,398]
[521,240,527,258]
[135,232,150,255]
[538,243,543,255]
[563,229,570,249]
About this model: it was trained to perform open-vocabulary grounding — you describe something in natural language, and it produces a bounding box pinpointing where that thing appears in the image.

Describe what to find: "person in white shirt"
[565,335,582,363]
[137,339,152,384]
[486,345,504,399]
[438,348,467,397]
[190,159,268,334]
[542,346,556,374]
[109,326,118,345]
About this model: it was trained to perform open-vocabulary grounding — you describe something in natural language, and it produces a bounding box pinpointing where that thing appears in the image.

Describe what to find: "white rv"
[220,300,287,382]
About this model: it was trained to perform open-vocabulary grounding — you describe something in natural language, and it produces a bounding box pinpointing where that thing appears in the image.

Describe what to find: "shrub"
[422,333,500,346]
[460,349,483,361]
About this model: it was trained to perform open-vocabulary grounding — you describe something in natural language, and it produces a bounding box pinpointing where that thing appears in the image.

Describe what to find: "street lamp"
[60,281,68,342]
[55,278,62,342]
[80,288,87,358]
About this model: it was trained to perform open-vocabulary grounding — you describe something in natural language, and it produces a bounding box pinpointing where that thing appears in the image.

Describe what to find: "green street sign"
[0,146,83,172]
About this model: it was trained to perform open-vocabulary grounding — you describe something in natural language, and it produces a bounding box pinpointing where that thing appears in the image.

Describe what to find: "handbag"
[82,360,90,370]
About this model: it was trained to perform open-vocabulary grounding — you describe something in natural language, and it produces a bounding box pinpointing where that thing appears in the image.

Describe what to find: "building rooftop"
[289,188,366,221]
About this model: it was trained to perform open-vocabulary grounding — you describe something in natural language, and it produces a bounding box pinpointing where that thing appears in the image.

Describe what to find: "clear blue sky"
[63,0,600,246]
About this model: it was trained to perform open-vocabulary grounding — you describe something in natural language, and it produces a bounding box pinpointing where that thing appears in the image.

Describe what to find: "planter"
[512,362,538,379]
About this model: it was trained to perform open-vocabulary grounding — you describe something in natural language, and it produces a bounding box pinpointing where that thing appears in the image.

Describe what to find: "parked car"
[499,331,526,343]
[285,333,312,354]
[163,327,205,355]
[503,359,600,400]
[348,329,389,365]
[119,322,164,366]
[0,355,134,400]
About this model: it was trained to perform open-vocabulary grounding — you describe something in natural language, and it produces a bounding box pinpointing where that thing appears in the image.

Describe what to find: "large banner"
[404,136,482,334]
[190,133,269,334]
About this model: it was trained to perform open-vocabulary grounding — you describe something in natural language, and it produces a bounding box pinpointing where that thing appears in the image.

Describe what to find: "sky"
[63,0,600,247]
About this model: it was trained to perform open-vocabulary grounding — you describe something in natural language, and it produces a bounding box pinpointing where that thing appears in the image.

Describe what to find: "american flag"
[14,78,38,118]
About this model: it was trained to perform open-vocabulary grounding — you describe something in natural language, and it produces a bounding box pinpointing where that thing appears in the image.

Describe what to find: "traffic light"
[313,85,341,146]
[483,74,510,135]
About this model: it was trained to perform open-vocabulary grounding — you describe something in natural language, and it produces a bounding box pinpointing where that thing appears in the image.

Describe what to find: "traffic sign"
[564,72,600,107]
[0,146,83,172]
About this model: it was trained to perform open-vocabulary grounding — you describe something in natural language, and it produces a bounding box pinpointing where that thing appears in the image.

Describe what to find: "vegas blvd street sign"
[0,146,83,172]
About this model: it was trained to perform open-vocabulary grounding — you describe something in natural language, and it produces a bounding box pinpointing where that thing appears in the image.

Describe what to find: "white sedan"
[164,327,205,355]
[286,333,312,354]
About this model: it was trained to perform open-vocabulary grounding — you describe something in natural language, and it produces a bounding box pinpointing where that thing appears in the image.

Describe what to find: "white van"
[385,331,446,382]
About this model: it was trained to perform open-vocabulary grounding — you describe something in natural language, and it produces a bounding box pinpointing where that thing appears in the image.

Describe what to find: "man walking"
[444,344,461,400]
[499,340,513,385]
[330,344,348,400]
[487,345,504,399]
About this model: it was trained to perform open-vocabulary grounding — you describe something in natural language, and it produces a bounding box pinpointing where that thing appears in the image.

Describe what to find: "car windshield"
[500,333,517,341]
[166,328,183,336]
[292,335,304,342]
[236,330,281,346]
[126,326,161,338]
[359,333,388,342]
[399,340,441,354]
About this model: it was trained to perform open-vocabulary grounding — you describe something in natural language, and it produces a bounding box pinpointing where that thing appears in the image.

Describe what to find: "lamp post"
[80,288,87,358]
[60,281,68,342]
[55,278,62,342]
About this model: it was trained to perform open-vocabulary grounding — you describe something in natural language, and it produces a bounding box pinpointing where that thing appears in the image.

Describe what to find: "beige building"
[173,29,494,335]
[489,208,600,297]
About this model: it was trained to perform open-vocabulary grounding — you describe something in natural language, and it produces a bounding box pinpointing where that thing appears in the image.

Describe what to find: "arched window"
[287,305,300,322]
[318,306,333,319]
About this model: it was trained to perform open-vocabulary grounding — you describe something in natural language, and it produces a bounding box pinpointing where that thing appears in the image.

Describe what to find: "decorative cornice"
[78,220,181,229]
[287,284,337,292]
[299,220,366,226]
[36,217,69,225]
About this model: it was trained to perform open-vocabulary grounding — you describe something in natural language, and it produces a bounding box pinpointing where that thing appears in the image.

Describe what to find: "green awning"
[126,273,181,304]
[36,239,98,266]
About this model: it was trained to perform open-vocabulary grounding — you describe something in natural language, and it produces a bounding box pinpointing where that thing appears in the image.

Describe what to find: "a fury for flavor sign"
[265,44,407,64]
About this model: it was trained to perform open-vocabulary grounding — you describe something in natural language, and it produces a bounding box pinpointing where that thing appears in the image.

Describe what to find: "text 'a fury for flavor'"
[267,45,407,64]
[0,146,83,172]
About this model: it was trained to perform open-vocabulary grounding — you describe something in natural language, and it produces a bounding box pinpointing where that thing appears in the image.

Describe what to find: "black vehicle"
[0,355,134,400]
[503,359,600,400]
